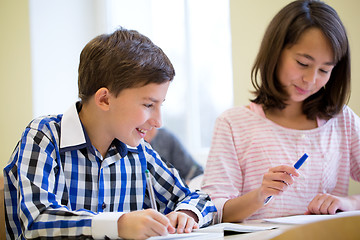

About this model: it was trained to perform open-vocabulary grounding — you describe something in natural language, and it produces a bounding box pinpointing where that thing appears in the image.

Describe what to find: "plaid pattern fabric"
[4,103,216,239]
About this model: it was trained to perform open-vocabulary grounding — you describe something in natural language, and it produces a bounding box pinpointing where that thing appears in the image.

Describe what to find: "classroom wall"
[0,0,33,173]
[230,0,360,195]
[0,0,104,175]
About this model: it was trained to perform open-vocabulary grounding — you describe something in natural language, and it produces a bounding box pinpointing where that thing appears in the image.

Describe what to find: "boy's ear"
[94,87,111,111]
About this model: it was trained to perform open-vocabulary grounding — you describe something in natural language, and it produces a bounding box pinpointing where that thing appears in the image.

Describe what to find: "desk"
[223,212,360,240]
[223,220,294,240]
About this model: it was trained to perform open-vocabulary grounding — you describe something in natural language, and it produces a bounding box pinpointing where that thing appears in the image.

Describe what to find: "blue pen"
[264,153,309,205]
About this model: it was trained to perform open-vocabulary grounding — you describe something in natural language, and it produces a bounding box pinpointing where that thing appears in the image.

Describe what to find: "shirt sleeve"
[92,212,124,239]
[5,127,95,239]
[143,143,216,227]
[201,114,244,223]
[349,107,360,181]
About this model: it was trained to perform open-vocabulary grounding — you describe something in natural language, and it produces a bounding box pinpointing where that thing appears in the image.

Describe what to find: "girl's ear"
[94,87,111,111]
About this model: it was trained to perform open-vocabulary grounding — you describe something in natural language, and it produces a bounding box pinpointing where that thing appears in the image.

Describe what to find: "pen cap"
[294,153,308,169]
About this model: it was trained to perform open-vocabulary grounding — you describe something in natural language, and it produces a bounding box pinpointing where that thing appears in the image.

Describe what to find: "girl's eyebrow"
[296,53,336,66]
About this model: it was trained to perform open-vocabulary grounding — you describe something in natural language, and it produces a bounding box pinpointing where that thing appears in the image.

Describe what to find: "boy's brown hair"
[78,27,175,103]
[251,0,350,120]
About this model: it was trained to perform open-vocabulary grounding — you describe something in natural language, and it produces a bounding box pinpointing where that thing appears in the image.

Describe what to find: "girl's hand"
[260,165,300,202]
[166,210,199,234]
[305,193,355,215]
[117,209,171,240]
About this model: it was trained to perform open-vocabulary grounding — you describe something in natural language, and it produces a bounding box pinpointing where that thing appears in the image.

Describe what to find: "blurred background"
[1,0,359,194]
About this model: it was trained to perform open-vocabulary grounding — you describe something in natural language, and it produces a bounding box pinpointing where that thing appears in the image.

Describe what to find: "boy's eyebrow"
[144,97,166,103]
[296,53,336,66]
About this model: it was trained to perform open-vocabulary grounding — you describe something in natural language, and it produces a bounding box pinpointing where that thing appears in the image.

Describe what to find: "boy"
[4,27,216,239]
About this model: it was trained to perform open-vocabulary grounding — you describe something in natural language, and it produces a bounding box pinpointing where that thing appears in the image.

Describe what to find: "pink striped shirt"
[202,103,360,223]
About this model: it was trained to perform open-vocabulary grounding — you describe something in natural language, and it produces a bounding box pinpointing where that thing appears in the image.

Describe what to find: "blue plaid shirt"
[4,103,216,239]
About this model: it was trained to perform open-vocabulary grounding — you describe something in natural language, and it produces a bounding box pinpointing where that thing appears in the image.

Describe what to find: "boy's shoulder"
[27,114,63,135]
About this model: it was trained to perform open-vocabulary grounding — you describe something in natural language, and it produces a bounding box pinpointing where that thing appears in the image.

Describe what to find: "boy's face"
[107,81,170,147]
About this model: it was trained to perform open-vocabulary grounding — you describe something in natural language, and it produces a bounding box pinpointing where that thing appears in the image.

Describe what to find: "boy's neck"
[78,103,112,158]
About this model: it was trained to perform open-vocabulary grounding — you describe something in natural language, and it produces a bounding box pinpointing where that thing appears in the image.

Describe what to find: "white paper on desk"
[147,222,278,239]
[195,222,278,233]
[263,210,360,225]
[147,231,223,240]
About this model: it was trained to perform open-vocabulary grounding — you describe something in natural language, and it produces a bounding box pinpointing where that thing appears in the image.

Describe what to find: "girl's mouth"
[295,85,310,95]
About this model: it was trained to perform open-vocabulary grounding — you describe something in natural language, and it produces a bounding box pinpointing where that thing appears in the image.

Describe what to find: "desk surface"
[223,220,294,240]
[219,211,360,240]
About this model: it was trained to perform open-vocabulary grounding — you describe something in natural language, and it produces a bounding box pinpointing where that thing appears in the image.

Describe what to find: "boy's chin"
[123,139,142,147]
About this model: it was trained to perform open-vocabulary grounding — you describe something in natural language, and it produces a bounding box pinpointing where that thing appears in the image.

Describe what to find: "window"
[30,0,233,166]
[107,0,233,164]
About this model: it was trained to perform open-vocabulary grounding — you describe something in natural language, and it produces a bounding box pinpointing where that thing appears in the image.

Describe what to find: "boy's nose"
[150,111,162,128]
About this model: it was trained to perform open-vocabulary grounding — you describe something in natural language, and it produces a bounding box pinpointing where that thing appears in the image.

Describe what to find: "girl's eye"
[296,60,308,67]
[319,69,329,74]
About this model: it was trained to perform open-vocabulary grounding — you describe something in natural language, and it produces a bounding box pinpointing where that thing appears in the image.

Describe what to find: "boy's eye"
[144,104,153,108]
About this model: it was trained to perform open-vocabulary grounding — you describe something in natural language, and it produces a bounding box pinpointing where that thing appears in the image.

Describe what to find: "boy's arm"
[145,145,216,227]
[5,128,96,239]
[174,189,216,227]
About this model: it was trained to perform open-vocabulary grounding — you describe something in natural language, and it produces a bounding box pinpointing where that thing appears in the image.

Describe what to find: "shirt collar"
[59,102,131,158]
[60,102,88,152]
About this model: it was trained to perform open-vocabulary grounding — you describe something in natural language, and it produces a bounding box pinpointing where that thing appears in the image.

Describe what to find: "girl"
[202,0,360,223]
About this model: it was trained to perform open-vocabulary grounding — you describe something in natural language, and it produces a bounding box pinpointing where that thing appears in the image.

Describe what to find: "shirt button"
[102,202,106,209]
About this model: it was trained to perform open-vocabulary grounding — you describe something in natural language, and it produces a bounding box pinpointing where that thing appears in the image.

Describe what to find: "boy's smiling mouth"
[136,128,148,138]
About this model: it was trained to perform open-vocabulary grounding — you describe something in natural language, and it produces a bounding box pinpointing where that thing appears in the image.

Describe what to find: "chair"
[0,176,5,240]
[270,214,360,240]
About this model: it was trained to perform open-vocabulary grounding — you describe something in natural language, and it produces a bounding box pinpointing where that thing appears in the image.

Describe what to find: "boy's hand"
[117,209,171,240]
[166,210,199,234]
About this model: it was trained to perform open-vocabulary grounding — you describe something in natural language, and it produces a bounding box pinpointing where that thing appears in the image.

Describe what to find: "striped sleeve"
[5,124,94,239]
[142,143,216,227]
[201,110,244,223]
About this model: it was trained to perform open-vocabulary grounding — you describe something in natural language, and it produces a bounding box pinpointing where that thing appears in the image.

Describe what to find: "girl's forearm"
[222,188,265,222]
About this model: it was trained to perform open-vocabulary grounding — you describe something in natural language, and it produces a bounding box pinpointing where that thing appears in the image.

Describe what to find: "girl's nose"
[303,69,317,83]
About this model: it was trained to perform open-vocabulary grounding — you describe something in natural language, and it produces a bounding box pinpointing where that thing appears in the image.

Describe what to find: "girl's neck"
[264,102,318,130]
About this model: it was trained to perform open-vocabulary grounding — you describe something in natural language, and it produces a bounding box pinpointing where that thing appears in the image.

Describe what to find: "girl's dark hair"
[78,27,175,103]
[251,0,350,120]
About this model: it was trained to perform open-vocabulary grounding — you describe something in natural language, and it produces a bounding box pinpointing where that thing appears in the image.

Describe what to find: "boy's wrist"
[177,209,199,223]
[175,204,204,226]
[92,212,124,239]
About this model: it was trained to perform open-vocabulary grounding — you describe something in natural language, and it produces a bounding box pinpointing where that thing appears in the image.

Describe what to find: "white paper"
[147,231,223,240]
[146,222,278,239]
[195,222,278,233]
[263,210,360,225]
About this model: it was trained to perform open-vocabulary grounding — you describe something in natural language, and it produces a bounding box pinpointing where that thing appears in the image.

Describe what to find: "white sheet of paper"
[147,231,223,240]
[263,210,360,224]
[195,222,278,233]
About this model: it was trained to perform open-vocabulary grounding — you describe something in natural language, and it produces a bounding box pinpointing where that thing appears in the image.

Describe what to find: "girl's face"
[107,81,170,147]
[276,28,335,104]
